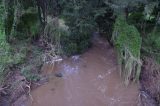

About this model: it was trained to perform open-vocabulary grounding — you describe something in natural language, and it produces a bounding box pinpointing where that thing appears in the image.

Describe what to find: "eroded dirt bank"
[26,35,139,106]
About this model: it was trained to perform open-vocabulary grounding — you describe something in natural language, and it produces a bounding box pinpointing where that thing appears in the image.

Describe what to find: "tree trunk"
[4,0,14,42]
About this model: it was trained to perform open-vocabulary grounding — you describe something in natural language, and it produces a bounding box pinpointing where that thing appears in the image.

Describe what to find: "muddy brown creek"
[27,35,139,106]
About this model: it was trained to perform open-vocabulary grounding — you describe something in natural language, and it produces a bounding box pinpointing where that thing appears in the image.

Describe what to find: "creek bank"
[139,58,160,106]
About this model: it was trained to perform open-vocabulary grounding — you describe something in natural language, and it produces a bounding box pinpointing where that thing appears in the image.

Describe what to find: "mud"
[139,58,160,106]
[27,35,139,106]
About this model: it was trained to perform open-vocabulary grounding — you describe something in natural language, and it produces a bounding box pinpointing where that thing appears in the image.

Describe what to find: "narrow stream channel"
[28,35,139,106]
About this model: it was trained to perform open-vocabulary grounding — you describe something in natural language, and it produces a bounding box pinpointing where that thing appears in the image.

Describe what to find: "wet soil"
[139,58,160,106]
[27,35,139,106]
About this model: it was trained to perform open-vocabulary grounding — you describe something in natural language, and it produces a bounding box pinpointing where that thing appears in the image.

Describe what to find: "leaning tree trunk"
[10,0,22,38]
[4,0,14,42]
[36,0,47,28]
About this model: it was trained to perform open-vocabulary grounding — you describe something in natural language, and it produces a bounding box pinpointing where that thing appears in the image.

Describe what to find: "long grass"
[112,16,142,85]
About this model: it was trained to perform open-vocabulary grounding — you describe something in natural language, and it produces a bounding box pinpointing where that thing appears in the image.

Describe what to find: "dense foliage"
[60,0,97,55]
[0,1,160,104]
[0,0,159,81]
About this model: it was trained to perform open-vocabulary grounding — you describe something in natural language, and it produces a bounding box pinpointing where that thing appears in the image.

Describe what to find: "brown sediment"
[27,36,139,106]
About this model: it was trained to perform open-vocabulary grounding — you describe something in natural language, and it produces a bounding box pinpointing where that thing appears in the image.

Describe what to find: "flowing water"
[28,35,139,106]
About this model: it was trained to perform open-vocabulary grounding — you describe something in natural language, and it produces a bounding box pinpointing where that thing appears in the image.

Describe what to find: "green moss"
[112,16,142,84]
[113,16,142,58]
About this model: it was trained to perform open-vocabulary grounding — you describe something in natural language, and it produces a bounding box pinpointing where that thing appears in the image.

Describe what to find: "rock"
[55,73,63,78]
[71,55,80,61]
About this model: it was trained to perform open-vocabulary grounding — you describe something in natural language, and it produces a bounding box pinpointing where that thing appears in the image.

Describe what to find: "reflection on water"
[28,36,139,106]
[62,64,79,76]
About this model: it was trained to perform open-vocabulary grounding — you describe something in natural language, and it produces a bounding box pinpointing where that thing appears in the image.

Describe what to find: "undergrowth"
[20,45,43,82]
[0,32,27,85]
[142,27,160,63]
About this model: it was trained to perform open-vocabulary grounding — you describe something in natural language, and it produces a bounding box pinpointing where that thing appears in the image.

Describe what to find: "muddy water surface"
[28,36,139,106]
